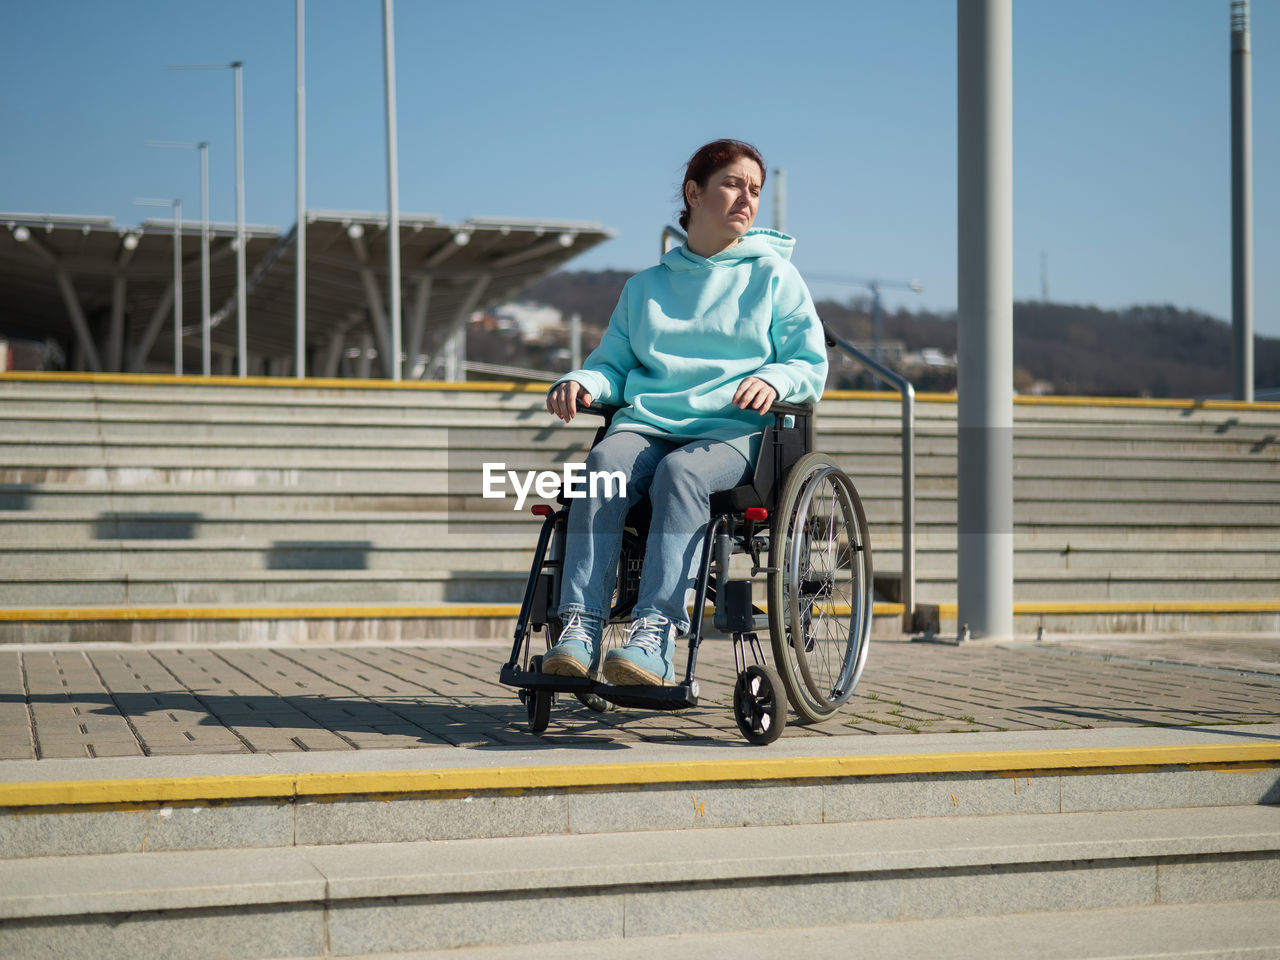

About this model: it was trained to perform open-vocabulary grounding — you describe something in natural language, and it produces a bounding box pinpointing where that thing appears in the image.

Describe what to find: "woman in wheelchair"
[542,138,828,689]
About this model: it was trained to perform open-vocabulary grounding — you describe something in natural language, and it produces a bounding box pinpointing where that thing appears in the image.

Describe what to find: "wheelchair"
[499,399,873,745]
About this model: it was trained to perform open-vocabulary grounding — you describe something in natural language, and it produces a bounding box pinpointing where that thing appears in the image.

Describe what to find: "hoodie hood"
[555,223,827,463]
[661,228,795,272]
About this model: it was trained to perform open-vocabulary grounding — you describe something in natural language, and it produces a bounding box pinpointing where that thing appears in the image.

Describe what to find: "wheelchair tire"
[734,664,787,745]
[526,656,553,732]
[767,452,873,724]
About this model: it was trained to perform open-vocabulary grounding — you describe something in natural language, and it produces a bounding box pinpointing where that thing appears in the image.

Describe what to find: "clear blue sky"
[2,0,1276,336]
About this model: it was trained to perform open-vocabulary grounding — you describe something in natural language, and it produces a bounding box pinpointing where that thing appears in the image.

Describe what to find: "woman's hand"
[733,376,777,414]
[547,380,592,423]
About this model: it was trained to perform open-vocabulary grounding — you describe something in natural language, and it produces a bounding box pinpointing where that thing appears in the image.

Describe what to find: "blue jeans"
[556,431,752,633]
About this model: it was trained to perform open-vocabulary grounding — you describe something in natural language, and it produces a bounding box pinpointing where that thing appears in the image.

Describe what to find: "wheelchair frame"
[498,400,874,744]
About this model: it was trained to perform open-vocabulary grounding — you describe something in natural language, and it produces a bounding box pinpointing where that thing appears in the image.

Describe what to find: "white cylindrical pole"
[296,0,307,379]
[199,142,211,377]
[383,0,402,381]
[1231,0,1254,402]
[233,60,247,378]
[173,199,183,375]
[956,0,1014,642]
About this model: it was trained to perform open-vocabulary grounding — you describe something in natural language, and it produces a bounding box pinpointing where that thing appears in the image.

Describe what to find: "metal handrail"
[661,225,686,257]
[657,224,917,630]
[824,332,916,632]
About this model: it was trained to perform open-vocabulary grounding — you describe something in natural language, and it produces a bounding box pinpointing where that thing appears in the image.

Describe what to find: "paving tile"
[0,637,1276,760]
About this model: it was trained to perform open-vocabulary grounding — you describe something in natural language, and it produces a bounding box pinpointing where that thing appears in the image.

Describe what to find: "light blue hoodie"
[554,228,828,462]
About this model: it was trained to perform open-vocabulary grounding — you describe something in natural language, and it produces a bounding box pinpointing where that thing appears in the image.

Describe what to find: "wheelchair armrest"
[577,401,625,427]
[769,400,812,419]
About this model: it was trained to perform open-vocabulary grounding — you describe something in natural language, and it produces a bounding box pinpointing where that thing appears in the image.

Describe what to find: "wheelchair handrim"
[784,464,871,708]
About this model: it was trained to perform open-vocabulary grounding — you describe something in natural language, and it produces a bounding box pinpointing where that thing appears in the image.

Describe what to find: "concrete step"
[935,602,1280,636]
[5,561,1276,607]
[6,461,1280,507]
[0,805,1276,958]
[7,485,1280,523]
[6,378,1277,433]
[4,732,1277,857]
[10,460,1280,499]
[2,540,539,574]
[6,509,1279,548]
[0,569,526,605]
[308,902,1280,960]
[0,601,909,644]
[31,386,1275,428]
[8,537,1276,575]
[910,576,1280,603]
[7,430,1278,469]
[875,545,1280,575]
[0,510,538,541]
[4,379,1278,638]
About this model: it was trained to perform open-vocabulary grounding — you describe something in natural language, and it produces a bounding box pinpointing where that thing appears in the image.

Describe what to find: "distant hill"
[520,270,1278,399]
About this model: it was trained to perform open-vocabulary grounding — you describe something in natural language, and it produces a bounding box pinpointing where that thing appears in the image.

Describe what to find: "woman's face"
[686,157,763,245]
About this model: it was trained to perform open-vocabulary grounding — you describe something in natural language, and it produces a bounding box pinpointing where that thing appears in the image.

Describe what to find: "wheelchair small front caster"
[734,664,786,745]
[525,655,553,733]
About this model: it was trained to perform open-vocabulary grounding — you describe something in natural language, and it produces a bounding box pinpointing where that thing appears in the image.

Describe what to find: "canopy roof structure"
[0,210,613,378]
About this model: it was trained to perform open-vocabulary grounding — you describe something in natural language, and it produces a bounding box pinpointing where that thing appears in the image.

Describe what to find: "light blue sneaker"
[543,611,603,678]
[602,614,677,686]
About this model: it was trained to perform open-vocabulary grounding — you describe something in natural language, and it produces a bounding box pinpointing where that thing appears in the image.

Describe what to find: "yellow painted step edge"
[3,742,1277,809]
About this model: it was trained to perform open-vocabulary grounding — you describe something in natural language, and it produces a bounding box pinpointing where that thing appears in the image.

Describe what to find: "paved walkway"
[2,633,1278,762]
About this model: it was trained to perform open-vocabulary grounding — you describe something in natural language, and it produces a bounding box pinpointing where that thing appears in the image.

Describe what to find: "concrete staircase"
[2,374,1279,639]
[1,731,1277,957]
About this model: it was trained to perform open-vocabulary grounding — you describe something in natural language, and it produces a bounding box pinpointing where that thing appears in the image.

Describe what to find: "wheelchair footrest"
[499,664,698,710]
[500,664,593,695]
[598,683,698,711]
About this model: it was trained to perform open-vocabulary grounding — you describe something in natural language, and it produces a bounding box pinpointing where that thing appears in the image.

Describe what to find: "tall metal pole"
[383,0,402,381]
[146,139,211,375]
[956,0,1014,641]
[172,199,183,375]
[296,0,307,379]
[233,60,247,378]
[1231,0,1254,402]
[199,142,211,377]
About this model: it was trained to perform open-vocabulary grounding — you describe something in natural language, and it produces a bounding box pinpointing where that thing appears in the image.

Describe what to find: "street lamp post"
[148,140,211,375]
[136,197,184,374]
[169,61,247,377]
[1231,0,1254,402]
[383,0,402,381]
[296,0,307,378]
[233,60,246,377]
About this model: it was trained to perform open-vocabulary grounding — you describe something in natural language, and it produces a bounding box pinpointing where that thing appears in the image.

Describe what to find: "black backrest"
[709,402,813,514]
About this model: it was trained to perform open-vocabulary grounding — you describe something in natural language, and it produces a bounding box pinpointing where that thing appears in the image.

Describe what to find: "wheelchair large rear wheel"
[767,452,873,723]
